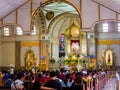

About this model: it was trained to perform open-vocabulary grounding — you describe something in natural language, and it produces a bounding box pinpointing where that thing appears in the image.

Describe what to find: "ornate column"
[95,29,98,69]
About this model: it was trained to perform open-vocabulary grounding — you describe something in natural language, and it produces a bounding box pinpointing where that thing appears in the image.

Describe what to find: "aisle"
[102,78,116,90]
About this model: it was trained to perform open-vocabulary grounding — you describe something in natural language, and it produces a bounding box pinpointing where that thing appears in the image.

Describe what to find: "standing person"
[45,71,62,90]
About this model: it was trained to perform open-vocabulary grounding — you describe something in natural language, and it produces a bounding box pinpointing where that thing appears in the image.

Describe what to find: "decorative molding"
[98,40,120,45]
[16,10,18,24]
[21,42,39,47]
[98,4,100,20]
[30,0,33,17]
[46,11,54,20]
[30,7,46,32]
[80,0,82,15]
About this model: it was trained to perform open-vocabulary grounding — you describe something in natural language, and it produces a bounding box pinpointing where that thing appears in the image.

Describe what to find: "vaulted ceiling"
[92,0,120,14]
[0,0,120,20]
[0,0,29,20]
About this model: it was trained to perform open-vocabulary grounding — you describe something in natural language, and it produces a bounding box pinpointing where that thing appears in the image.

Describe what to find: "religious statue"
[107,54,111,64]
[105,49,113,66]
[24,49,36,70]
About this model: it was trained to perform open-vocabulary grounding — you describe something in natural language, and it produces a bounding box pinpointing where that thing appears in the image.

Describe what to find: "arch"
[90,19,120,31]
[30,7,46,34]
[48,13,80,38]
[41,0,82,28]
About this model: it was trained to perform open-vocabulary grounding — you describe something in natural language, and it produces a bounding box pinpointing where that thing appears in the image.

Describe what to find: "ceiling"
[92,0,120,14]
[0,0,120,20]
[43,2,77,14]
[0,0,28,20]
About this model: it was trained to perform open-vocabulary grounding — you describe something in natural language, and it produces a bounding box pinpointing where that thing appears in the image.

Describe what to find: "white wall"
[0,30,1,66]
[1,41,15,66]
[97,32,120,66]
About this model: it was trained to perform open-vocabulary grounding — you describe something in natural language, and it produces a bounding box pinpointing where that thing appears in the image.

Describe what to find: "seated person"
[71,77,85,90]
[45,71,62,90]
[11,72,24,90]
[3,74,14,87]
[30,75,55,90]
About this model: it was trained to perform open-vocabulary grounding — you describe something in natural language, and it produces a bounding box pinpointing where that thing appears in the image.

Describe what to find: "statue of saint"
[108,54,110,63]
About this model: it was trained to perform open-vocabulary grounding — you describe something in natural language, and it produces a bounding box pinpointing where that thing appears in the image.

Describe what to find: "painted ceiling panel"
[92,0,120,13]
[0,0,28,20]
[0,0,120,20]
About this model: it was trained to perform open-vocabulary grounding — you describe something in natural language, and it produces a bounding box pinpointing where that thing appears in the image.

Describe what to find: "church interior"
[0,0,120,71]
[0,0,120,90]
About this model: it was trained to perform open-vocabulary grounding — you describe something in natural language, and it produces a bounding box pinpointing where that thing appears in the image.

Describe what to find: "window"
[102,23,109,32]
[4,27,10,36]
[16,27,23,35]
[31,26,36,35]
[118,23,120,32]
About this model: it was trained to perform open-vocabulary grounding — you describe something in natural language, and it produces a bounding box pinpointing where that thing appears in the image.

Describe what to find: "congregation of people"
[0,68,111,90]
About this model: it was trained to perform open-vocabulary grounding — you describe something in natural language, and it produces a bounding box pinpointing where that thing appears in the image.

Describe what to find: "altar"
[57,20,88,71]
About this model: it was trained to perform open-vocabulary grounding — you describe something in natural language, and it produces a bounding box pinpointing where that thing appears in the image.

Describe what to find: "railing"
[85,71,115,90]
[62,71,115,90]
[116,71,120,90]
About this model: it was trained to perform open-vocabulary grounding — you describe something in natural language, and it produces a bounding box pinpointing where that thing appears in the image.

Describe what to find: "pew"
[62,87,72,90]
[0,86,10,90]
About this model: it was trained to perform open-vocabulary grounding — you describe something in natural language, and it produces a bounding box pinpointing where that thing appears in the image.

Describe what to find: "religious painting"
[71,40,80,57]
[104,48,113,66]
[59,34,65,58]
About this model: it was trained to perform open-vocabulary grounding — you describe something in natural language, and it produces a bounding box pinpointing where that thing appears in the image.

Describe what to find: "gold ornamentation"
[46,11,54,20]
[24,49,36,70]
[21,42,39,47]
[98,40,120,45]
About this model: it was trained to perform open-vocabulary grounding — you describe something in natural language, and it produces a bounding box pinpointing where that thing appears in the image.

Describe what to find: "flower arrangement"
[64,54,78,66]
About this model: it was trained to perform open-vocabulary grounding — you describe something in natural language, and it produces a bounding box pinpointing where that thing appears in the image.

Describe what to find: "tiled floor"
[102,78,116,90]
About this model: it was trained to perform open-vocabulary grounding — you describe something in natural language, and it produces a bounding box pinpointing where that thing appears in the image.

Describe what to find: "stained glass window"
[59,34,65,58]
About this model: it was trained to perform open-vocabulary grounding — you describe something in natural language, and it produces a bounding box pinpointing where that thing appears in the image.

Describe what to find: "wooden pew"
[0,86,10,90]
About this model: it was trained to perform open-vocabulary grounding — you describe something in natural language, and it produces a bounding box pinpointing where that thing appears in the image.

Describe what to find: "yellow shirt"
[0,73,3,86]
